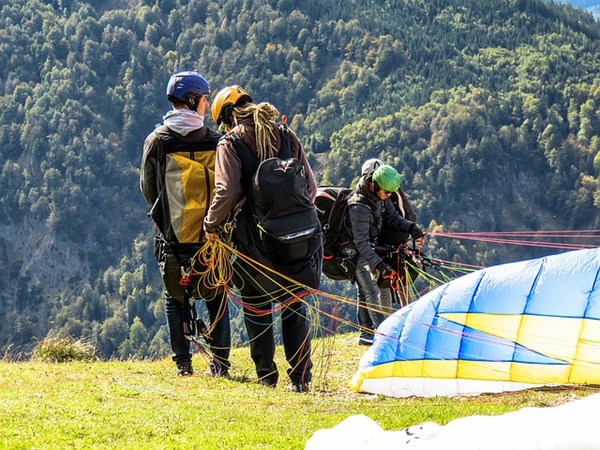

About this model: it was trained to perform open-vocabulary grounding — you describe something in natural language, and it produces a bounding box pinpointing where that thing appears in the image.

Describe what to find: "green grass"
[0,333,592,449]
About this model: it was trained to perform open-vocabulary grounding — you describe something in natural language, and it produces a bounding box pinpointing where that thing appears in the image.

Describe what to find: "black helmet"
[361,158,383,177]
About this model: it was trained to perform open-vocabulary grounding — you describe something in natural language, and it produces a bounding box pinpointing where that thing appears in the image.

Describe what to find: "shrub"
[32,337,96,363]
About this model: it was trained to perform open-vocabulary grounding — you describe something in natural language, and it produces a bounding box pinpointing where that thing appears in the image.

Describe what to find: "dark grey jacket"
[346,177,415,271]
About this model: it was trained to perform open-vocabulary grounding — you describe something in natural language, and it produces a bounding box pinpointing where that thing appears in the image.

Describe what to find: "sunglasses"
[373,181,394,196]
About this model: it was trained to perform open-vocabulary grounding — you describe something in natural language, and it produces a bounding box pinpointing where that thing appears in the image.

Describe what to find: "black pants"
[240,284,312,386]
[156,237,231,370]
[232,217,320,386]
[165,292,231,370]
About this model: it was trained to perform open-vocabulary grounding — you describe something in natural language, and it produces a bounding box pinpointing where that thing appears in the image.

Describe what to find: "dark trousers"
[355,259,387,334]
[165,292,231,370]
[356,285,375,338]
[240,285,312,386]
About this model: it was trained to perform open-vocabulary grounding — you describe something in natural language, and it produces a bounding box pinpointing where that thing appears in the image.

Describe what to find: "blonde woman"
[204,86,321,393]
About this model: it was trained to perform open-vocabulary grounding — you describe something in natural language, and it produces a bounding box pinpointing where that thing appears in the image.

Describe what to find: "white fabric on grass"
[305,393,600,450]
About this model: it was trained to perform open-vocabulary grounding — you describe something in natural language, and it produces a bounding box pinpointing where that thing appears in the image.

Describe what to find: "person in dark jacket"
[356,159,420,344]
[346,164,425,345]
[140,71,231,378]
[360,159,417,230]
[204,85,321,393]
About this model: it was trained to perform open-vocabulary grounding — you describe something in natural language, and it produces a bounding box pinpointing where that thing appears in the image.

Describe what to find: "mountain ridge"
[0,0,598,357]
[554,0,600,17]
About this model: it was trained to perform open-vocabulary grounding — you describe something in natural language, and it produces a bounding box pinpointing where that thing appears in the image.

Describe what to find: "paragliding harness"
[226,120,321,265]
[154,236,212,349]
[375,241,441,307]
[314,186,357,281]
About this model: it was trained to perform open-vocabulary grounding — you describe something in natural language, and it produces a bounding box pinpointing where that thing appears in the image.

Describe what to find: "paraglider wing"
[350,248,600,397]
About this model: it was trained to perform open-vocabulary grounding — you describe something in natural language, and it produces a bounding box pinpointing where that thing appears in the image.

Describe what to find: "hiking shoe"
[205,361,231,379]
[204,365,232,380]
[258,379,277,389]
[289,382,310,393]
[358,336,374,346]
[204,369,232,379]
[176,362,194,377]
[258,372,278,389]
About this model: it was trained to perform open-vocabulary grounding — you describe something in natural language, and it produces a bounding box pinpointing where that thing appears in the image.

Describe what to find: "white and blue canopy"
[351,248,600,397]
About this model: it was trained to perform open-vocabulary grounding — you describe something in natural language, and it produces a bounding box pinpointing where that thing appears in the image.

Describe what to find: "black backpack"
[228,125,321,265]
[314,186,357,281]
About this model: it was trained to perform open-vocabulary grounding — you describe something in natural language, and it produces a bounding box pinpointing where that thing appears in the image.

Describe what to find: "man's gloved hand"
[377,262,396,279]
[408,223,426,240]
[376,262,396,288]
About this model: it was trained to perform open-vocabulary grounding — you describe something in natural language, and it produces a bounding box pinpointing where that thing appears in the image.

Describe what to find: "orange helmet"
[210,85,253,125]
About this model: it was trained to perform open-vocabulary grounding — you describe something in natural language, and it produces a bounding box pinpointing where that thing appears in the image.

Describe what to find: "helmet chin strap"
[218,104,234,128]
[187,97,200,112]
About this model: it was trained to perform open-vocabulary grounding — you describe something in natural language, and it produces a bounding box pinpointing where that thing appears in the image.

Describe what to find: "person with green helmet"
[355,158,419,345]
[345,164,426,344]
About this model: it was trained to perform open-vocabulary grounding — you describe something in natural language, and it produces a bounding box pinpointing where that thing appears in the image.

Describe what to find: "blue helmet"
[166,71,210,103]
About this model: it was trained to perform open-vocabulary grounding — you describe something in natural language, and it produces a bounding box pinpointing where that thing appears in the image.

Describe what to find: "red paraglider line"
[438,230,600,236]
[431,230,598,250]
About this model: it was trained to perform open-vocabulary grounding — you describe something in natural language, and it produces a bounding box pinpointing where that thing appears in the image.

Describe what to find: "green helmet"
[372,165,401,192]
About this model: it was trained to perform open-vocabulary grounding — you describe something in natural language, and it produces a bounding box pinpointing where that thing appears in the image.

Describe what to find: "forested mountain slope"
[1,0,599,357]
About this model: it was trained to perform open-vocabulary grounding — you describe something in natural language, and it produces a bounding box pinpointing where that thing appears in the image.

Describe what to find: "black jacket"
[346,177,414,271]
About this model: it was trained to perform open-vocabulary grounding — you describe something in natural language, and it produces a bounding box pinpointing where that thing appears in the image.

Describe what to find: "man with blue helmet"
[140,71,231,378]
[165,71,210,111]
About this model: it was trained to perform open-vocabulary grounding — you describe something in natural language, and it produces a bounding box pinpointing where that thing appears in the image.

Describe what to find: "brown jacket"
[203,118,317,233]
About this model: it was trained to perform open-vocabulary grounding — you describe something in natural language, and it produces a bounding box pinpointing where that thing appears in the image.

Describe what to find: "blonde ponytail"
[233,102,280,161]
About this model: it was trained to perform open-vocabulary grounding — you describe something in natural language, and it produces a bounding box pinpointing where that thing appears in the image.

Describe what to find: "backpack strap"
[227,123,292,201]
[226,133,259,198]
[277,123,292,160]
[148,130,166,223]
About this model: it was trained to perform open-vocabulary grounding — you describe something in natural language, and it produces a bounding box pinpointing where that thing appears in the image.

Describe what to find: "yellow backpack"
[150,128,217,244]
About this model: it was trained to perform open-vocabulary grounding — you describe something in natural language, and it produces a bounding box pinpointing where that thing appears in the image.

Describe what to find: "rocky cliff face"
[0,219,92,353]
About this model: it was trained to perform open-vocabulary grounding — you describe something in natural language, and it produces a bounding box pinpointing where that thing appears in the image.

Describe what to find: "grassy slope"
[0,334,592,449]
